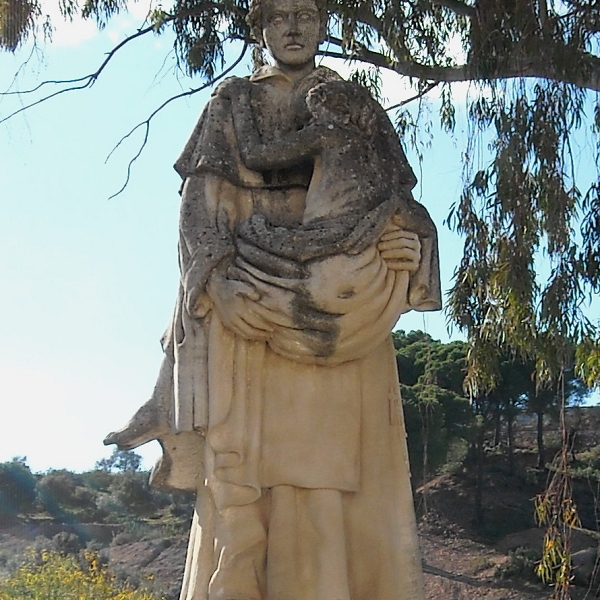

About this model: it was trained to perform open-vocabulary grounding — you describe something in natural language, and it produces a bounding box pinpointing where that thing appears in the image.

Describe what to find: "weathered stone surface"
[105,0,441,597]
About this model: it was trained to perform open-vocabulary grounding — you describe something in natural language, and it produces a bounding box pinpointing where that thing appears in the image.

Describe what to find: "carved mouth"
[285,43,304,50]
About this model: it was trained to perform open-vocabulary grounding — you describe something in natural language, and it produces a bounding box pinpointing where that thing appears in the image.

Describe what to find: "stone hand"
[103,398,168,450]
[206,270,274,340]
[377,226,421,273]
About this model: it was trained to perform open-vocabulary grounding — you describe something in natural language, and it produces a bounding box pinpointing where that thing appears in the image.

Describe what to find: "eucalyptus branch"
[0,24,157,124]
[2,42,41,95]
[107,43,248,199]
[5,24,157,98]
[0,1,244,104]
[429,0,475,18]
[352,6,384,33]
[385,82,439,111]
[0,80,92,124]
[320,36,396,70]
[326,24,600,91]
[392,53,600,91]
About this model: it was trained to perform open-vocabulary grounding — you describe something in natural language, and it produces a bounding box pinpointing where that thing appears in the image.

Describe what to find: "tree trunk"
[420,404,431,514]
[493,406,502,447]
[507,412,515,474]
[475,421,485,525]
[536,411,545,469]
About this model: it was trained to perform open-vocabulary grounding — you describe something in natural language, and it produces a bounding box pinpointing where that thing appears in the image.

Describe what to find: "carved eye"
[297,10,316,21]
[268,13,284,25]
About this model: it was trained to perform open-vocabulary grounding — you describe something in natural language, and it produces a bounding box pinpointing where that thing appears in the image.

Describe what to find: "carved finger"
[230,279,261,302]
[378,240,421,256]
[227,264,254,283]
[378,238,420,254]
[378,246,419,262]
[229,315,270,340]
[379,228,418,241]
[381,219,401,234]
[250,301,297,328]
[234,257,305,293]
[268,330,315,359]
[243,304,275,332]
[379,247,420,261]
[384,259,420,272]
[377,231,421,248]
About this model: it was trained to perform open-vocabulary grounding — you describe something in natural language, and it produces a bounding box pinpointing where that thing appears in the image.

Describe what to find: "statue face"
[261,0,323,70]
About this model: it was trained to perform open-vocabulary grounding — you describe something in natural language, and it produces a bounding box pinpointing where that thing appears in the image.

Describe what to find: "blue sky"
[1,7,591,473]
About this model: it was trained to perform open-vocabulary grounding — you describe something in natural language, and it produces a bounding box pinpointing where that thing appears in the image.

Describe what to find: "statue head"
[247,0,327,71]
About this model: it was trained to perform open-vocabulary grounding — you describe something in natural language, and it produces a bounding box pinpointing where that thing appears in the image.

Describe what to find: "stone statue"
[104,0,441,597]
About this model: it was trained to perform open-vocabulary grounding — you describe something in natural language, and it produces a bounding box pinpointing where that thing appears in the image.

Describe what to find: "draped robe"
[113,65,441,600]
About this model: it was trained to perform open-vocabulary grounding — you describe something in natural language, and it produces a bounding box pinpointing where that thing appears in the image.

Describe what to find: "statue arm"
[233,217,440,366]
[235,118,328,171]
[226,78,327,171]
[240,128,323,170]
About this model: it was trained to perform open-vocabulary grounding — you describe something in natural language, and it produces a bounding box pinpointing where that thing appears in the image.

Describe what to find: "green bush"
[570,444,600,480]
[442,438,469,475]
[109,473,157,519]
[49,532,84,556]
[495,546,540,581]
[38,470,96,512]
[0,459,37,522]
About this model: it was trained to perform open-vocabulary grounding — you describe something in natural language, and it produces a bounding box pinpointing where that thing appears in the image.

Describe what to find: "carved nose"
[286,13,299,35]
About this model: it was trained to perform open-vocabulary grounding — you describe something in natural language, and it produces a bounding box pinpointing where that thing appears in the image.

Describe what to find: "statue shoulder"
[295,66,342,96]
[312,65,343,83]
[213,76,252,100]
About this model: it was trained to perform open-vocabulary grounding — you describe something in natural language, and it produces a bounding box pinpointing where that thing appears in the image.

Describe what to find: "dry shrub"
[0,550,163,599]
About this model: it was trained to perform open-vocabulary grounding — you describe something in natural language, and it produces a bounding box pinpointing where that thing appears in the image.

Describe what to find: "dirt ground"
[2,468,599,599]
[0,520,581,600]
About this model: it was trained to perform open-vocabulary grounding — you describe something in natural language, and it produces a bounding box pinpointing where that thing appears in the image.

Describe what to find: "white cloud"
[319,31,473,108]
[128,0,154,21]
[105,0,154,43]
[38,0,98,46]
[319,55,416,107]
[37,0,154,48]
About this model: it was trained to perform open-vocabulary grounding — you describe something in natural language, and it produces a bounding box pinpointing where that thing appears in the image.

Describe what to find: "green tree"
[95,448,142,473]
[402,383,471,485]
[393,330,436,386]
[38,470,93,508]
[393,331,468,395]
[526,365,591,468]
[394,331,472,484]
[495,356,534,473]
[466,349,590,541]
[461,355,539,522]
[0,458,38,523]
[476,348,592,471]
[107,471,158,518]
[1,0,599,391]
[37,469,97,523]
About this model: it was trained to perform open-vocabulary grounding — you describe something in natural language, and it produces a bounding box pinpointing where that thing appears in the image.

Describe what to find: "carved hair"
[246,0,328,46]
[307,81,378,138]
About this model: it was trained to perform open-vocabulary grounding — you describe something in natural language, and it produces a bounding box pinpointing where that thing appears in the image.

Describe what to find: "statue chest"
[249,78,307,142]
[246,79,312,226]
